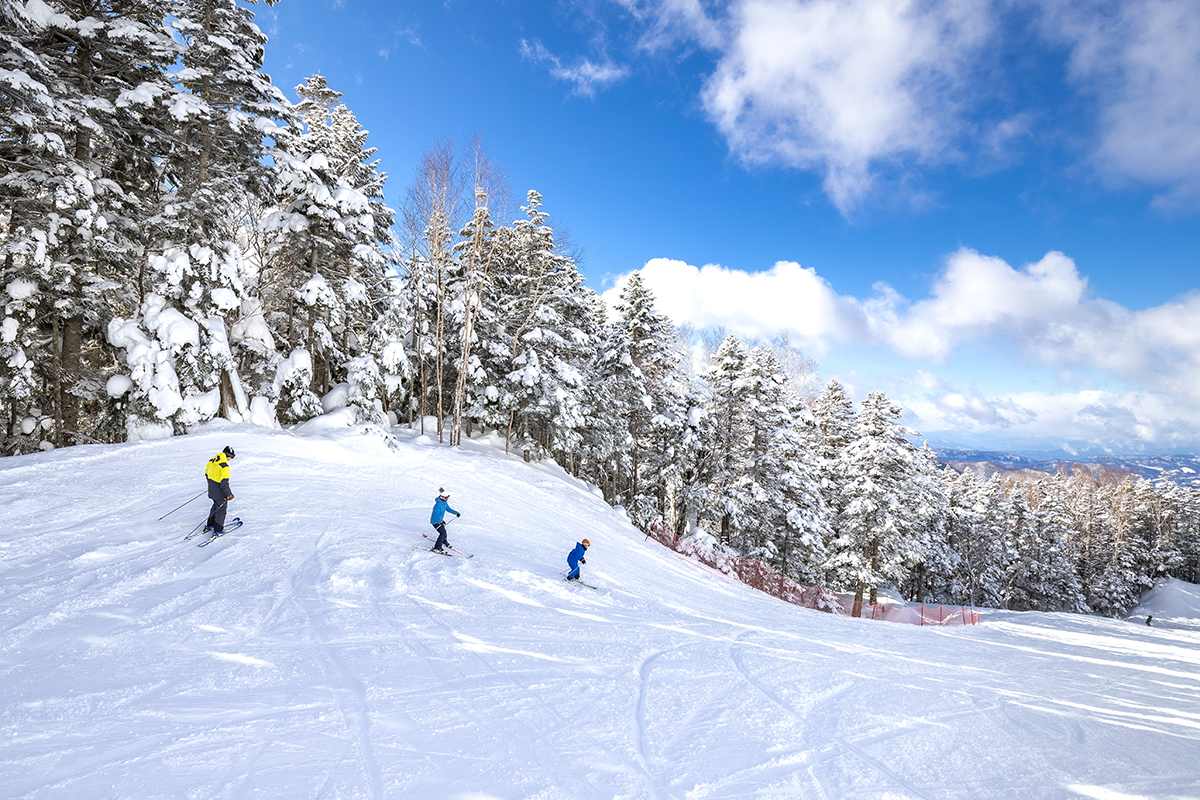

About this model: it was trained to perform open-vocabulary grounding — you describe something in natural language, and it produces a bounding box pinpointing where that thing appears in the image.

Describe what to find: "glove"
[580,558,586,565]
[456,512,461,518]
[227,494,234,501]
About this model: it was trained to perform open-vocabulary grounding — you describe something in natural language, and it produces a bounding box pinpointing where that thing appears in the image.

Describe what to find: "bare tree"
[698,326,727,373]
[772,332,821,402]
[450,136,511,445]
[402,140,464,438]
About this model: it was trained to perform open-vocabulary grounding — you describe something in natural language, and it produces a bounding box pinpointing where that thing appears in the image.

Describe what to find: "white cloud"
[1043,0,1200,209]
[698,0,992,212]
[602,257,872,352]
[884,249,1088,361]
[616,0,1200,213]
[614,0,725,50]
[606,250,1200,447]
[520,39,630,98]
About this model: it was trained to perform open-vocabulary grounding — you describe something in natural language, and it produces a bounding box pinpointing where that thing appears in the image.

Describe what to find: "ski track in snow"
[2,425,1200,798]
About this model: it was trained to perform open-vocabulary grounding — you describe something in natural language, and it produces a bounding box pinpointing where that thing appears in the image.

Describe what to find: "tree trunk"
[219,367,239,420]
[868,540,880,605]
[60,315,83,444]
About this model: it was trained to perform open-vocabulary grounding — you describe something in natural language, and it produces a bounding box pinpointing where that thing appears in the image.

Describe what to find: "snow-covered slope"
[2,423,1199,799]
[1130,579,1200,632]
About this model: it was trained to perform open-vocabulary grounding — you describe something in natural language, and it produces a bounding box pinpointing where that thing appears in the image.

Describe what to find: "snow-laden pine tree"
[1005,479,1087,612]
[589,316,639,506]
[1088,475,1156,617]
[811,378,856,568]
[941,468,1006,608]
[497,191,594,462]
[1065,470,1105,601]
[705,334,751,548]
[1145,478,1187,580]
[107,0,290,438]
[897,443,951,602]
[829,391,925,616]
[1,0,177,449]
[264,74,397,425]
[734,346,787,558]
[738,351,830,582]
[362,274,412,426]
[672,380,718,541]
[610,270,683,524]
[447,188,507,444]
[0,0,56,451]
[1177,484,1200,584]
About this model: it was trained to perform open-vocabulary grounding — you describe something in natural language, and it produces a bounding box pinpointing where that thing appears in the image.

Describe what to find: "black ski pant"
[207,480,229,532]
[432,522,449,551]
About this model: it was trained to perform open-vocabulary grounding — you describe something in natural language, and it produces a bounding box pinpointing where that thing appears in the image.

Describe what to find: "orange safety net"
[645,521,841,615]
[644,522,979,626]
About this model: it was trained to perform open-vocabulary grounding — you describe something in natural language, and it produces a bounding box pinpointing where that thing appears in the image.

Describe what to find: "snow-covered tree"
[761,388,830,583]
[705,334,751,547]
[498,191,593,462]
[811,378,856,568]
[108,0,290,438]
[1,0,177,448]
[264,74,396,423]
[610,270,682,522]
[830,391,925,616]
[1006,479,1086,612]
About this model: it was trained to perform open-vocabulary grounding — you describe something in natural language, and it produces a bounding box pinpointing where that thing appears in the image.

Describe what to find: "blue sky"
[258,0,1200,455]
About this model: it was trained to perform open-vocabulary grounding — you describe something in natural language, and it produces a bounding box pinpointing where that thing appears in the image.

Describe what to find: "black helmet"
[223,446,236,459]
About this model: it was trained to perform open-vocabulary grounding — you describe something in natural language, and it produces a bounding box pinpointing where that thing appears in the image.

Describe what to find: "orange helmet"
[582,539,590,547]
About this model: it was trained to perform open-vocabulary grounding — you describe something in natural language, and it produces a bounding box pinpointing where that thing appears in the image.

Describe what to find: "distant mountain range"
[934,448,1200,487]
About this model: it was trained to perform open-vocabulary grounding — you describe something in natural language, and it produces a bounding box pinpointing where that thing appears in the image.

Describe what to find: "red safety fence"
[644,522,979,626]
[843,600,980,625]
[645,522,841,615]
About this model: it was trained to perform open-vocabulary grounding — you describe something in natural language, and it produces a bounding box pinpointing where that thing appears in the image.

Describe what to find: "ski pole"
[159,491,205,521]
[185,498,226,540]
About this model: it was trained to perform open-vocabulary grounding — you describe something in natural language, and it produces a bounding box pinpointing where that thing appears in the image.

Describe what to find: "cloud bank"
[603,251,1200,449]
[612,0,1200,214]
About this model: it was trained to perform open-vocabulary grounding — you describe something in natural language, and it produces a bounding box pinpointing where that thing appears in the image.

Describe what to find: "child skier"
[566,539,590,581]
[430,489,461,553]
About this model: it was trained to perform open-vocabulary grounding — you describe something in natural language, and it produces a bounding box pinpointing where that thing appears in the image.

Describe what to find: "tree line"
[3,0,1198,617]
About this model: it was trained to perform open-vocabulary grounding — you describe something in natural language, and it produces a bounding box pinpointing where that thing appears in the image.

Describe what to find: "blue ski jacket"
[431,495,460,525]
[567,542,587,569]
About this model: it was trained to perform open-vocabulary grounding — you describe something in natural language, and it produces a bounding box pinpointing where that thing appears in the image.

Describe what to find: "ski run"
[2,421,1199,799]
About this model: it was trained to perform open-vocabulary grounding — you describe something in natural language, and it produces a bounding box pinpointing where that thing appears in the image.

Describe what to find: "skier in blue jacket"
[566,539,590,581]
[430,488,460,553]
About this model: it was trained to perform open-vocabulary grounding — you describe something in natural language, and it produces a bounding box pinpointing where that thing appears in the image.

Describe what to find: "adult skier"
[430,488,461,553]
[204,446,236,535]
[566,539,590,581]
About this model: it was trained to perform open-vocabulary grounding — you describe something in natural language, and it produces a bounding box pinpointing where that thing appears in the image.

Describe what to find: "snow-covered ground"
[2,422,1199,799]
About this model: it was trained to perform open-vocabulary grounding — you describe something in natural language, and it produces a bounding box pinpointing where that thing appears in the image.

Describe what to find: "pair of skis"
[415,532,474,558]
[185,517,243,546]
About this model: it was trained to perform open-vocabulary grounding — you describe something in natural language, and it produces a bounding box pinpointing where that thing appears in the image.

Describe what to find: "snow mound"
[1130,577,1200,623]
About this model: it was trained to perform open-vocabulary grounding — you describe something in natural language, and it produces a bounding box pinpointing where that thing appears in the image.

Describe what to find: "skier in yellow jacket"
[204,446,236,534]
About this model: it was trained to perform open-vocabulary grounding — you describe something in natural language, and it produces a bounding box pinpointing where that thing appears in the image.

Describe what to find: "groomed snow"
[2,423,1199,799]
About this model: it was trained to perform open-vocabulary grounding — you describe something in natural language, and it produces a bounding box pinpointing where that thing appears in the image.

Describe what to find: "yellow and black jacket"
[205,452,231,494]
